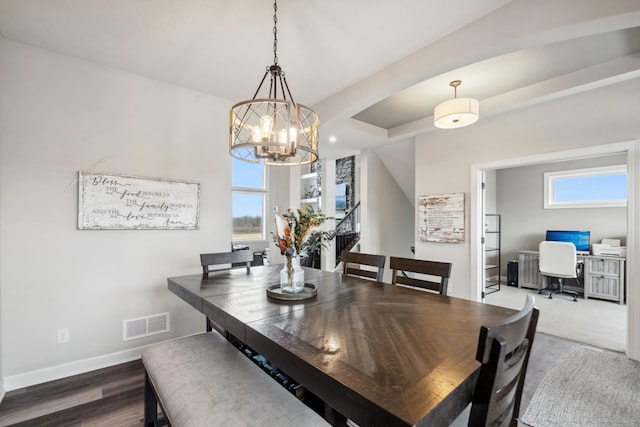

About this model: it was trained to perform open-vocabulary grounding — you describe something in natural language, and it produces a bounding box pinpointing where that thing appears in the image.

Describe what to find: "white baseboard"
[3,333,203,392]
[3,347,143,392]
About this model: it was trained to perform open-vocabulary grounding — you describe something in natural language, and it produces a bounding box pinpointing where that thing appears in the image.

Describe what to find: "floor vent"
[123,312,169,341]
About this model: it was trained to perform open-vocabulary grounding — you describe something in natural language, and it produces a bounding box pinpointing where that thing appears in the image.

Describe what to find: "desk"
[168,265,516,427]
[518,251,625,304]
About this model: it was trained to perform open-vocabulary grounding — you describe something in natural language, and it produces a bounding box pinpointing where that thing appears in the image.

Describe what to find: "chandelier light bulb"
[259,115,273,141]
[278,128,288,144]
[289,125,297,142]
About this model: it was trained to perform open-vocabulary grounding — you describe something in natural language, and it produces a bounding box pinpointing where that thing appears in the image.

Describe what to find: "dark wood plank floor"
[0,360,146,427]
[0,332,596,426]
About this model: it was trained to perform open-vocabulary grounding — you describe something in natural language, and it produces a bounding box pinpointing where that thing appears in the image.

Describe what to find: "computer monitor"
[545,230,590,252]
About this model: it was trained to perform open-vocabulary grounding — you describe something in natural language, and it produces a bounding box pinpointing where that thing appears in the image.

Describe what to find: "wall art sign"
[78,171,200,230]
[418,192,465,243]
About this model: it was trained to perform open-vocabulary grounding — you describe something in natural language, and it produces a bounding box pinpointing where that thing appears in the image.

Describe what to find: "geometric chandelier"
[229,0,319,166]
[434,80,479,129]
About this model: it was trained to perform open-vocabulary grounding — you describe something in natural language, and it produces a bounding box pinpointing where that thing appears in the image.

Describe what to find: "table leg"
[324,404,348,426]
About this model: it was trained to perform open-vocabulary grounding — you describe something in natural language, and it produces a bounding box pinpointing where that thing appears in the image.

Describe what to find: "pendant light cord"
[273,1,278,66]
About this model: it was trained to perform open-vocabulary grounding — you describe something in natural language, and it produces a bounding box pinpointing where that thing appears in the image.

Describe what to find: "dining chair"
[200,250,252,333]
[200,250,252,276]
[468,294,539,427]
[340,250,386,282]
[389,256,452,295]
[538,240,580,302]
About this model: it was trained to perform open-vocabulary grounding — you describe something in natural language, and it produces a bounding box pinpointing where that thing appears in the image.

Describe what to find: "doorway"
[470,140,639,359]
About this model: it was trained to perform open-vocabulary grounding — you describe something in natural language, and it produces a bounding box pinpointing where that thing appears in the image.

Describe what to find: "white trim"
[470,140,639,361]
[544,165,627,209]
[2,333,200,392]
[4,348,142,392]
[470,167,484,302]
[626,142,640,360]
[231,186,269,194]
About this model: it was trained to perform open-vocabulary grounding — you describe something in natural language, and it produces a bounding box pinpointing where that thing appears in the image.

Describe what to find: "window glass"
[232,158,264,189]
[232,192,264,240]
[232,158,266,240]
[544,165,627,209]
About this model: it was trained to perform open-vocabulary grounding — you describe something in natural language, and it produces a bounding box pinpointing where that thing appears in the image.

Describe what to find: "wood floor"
[0,332,593,426]
[0,360,146,427]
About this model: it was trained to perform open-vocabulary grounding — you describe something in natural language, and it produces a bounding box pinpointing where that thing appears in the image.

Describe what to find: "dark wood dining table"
[168,265,517,427]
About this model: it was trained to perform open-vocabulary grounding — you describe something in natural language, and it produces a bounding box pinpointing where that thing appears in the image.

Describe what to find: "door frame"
[470,139,639,359]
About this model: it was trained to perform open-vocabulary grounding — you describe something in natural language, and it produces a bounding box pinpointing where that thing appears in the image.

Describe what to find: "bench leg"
[144,372,159,427]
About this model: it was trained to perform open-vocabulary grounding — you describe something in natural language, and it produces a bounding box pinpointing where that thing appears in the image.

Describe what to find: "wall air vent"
[122,312,169,341]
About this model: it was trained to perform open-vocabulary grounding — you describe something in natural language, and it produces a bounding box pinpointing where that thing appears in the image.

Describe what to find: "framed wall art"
[418,192,465,243]
[78,171,200,230]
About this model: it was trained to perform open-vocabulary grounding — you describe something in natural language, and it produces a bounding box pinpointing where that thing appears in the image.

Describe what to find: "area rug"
[521,347,640,427]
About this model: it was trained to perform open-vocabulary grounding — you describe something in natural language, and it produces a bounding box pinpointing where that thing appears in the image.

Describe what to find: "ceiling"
[0,0,639,160]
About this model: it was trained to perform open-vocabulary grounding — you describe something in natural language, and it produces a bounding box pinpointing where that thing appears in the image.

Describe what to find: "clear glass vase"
[280,255,305,293]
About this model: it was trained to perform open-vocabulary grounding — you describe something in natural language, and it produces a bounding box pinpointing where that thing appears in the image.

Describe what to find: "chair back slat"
[340,251,386,282]
[469,295,539,427]
[344,266,379,280]
[389,256,452,295]
[392,276,443,293]
[490,371,520,423]
[200,250,252,276]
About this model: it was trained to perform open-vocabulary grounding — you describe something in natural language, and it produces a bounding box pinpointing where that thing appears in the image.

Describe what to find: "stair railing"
[335,201,361,265]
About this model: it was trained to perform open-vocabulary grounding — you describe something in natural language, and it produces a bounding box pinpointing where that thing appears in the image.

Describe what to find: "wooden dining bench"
[142,332,329,427]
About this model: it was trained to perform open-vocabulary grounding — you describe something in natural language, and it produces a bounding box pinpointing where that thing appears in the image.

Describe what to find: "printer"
[592,238,627,257]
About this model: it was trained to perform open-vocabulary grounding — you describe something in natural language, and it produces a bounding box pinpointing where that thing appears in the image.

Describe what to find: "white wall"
[0,41,238,388]
[497,154,627,273]
[0,31,5,399]
[415,78,640,300]
[360,149,414,282]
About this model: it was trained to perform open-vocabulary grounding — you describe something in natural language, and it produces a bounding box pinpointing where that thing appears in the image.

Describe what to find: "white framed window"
[232,158,267,240]
[544,165,627,209]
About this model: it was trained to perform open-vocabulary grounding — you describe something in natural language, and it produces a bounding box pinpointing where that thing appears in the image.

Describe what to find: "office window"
[232,159,266,240]
[544,165,627,209]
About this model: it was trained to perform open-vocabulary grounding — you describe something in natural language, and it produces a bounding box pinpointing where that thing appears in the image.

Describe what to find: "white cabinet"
[584,256,625,304]
[518,251,544,290]
[517,250,626,304]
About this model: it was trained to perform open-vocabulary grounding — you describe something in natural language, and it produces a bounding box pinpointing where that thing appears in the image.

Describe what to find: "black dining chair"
[389,256,452,295]
[200,250,252,276]
[199,250,252,332]
[340,250,386,282]
[468,294,539,427]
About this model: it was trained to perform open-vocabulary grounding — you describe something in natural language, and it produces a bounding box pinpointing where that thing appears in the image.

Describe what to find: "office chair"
[538,241,580,302]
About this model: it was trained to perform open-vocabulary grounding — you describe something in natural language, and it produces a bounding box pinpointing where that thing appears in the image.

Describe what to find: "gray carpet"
[485,286,626,352]
[521,347,640,427]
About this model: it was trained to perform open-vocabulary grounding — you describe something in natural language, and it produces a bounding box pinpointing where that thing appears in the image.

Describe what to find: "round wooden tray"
[266,283,317,301]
